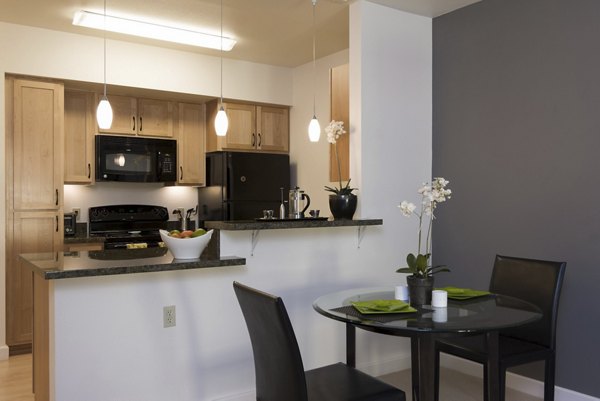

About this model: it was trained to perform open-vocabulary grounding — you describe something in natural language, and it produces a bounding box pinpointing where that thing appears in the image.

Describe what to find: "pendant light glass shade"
[308,115,321,142]
[97,96,113,129]
[215,106,229,136]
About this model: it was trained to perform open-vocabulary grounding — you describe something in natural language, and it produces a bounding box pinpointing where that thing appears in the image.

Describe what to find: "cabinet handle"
[55,189,59,206]
[180,166,183,180]
[258,133,262,147]
[56,216,59,232]
[87,163,91,179]
[252,133,256,147]
[132,116,136,131]
[139,116,143,131]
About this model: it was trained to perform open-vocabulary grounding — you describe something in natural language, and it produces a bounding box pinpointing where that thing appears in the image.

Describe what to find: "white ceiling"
[0,0,479,67]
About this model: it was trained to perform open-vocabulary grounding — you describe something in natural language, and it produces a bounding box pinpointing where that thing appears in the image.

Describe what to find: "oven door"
[95,135,176,182]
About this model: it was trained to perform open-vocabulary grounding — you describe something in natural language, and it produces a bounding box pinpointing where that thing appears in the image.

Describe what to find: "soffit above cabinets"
[0,0,479,68]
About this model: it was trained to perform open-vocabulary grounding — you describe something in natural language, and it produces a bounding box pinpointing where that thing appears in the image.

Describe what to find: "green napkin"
[351,299,417,314]
[437,286,491,300]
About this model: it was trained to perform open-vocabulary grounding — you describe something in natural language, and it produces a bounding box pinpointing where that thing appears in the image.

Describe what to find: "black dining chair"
[233,281,406,401]
[434,254,566,401]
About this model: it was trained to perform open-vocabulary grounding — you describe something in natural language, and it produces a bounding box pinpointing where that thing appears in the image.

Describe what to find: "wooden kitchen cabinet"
[10,79,64,211]
[176,102,206,185]
[206,99,289,153]
[97,94,174,138]
[329,63,349,182]
[65,90,95,184]
[5,77,64,351]
[7,212,62,347]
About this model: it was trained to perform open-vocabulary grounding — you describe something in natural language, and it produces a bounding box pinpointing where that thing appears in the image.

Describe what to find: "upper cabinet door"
[223,103,256,150]
[64,91,95,184]
[138,98,174,137]
[257,106,289,152]
[96,95,173,137]
[177,103,206,185]
[97,94,137,135]
[12,79,64,211]
[205,99,289,153]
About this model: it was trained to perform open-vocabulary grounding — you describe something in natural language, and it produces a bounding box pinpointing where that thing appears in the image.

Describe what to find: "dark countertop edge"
[33,256,246,280]
[204,218,383,231]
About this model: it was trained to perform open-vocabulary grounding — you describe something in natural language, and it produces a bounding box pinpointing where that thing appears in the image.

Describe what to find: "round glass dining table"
[313,287,542,401]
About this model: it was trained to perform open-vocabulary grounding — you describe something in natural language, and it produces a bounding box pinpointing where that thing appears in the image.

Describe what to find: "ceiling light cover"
[73,10,236,51]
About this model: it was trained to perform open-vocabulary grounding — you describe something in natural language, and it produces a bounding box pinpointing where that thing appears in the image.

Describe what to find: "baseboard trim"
[0,344,9,360]
[357,352,412,377]
[440,353,600,401]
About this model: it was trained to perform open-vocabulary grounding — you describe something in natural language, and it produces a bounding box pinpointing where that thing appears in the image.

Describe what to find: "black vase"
[407,275,434,307]
[329,194,357,220]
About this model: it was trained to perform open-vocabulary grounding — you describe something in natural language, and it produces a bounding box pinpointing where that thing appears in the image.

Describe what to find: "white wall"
[348,0,432,279]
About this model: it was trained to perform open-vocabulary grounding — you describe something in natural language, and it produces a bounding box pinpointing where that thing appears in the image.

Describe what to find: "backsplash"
[64,182,199,224]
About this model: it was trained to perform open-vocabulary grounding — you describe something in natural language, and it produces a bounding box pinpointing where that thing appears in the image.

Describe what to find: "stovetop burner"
[89,205,169,248]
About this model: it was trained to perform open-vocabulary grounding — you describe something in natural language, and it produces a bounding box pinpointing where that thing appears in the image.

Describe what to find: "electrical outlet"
[72,208,81,221]
[163,305,176,328]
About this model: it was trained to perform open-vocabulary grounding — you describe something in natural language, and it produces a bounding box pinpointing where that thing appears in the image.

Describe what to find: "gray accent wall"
[432,0,600,397]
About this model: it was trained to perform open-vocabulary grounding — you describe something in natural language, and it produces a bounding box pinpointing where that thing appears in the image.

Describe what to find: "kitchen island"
[20,248,246,401]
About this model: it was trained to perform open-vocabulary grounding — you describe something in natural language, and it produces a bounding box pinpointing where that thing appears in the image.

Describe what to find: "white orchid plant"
[324,120,357,196]
[396,177,452,278]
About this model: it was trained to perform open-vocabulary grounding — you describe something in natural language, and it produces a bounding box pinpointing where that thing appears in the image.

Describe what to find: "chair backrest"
[233,281,308,401]
[489,255,566,349]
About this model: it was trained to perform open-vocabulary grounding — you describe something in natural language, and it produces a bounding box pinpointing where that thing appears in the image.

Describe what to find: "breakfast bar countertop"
[20,248,246,280]
[204,218,383,231]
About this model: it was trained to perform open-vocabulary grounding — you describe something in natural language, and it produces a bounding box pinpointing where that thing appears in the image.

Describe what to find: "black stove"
[89,205,169,249]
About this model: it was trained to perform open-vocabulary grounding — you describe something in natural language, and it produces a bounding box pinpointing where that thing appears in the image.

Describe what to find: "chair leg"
[434,349,441,401]
[544,355,556,401]
[483,365,488,401]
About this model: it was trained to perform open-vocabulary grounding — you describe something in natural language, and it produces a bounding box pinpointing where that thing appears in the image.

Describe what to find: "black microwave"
[95,135,177,183]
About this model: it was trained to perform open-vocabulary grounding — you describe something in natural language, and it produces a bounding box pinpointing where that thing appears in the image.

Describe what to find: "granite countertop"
[205,218,383,231]
[20,247,245,280]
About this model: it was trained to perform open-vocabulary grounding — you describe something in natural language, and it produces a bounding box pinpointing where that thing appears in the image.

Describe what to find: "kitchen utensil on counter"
[173,208,185,230]
[288,187,311,219]
[262,209,274,219]
[309,210,320,218]
[279,187,286,219]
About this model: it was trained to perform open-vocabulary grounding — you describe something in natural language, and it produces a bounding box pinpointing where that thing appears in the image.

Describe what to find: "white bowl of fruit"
[159,228,213,259]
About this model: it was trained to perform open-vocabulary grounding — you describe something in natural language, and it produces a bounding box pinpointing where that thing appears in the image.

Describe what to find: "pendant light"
[96,0,113,129]
[308,0,321,142]
[214,0,229,136]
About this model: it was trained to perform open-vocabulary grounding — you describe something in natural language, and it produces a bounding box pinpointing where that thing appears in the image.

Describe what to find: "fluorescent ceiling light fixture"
[73,10,236,51]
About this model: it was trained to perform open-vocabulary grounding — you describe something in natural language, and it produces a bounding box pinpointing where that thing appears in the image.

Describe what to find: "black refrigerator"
[198,151,290,222]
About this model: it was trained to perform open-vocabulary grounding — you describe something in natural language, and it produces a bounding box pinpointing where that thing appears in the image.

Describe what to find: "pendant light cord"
[312,0,317,116]
[103,0,107,97]
[220,0,224,106]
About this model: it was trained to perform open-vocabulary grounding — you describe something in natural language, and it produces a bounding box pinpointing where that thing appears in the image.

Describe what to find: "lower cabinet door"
[7,211,61,347]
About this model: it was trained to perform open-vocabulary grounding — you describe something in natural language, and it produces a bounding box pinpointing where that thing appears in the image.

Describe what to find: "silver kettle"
[288,187,311,219]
